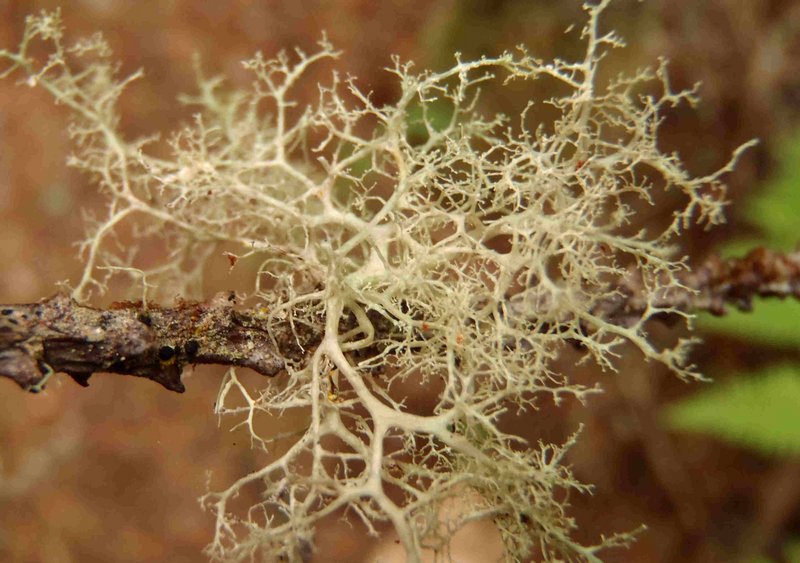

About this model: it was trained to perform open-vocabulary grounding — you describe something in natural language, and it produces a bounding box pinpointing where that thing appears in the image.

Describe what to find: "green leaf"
[665,365,800,457]
[723,131,800,254]
[698,299,800,348]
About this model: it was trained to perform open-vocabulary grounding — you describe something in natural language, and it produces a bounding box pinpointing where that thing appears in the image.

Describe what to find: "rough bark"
[0,291,322,392]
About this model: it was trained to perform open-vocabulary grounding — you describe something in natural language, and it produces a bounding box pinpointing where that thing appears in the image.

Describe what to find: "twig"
[595,247,800,327]
[2,248,798,393]
[0,292,321,392]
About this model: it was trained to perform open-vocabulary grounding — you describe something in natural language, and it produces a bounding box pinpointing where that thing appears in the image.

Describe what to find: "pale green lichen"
[1,2,752,561]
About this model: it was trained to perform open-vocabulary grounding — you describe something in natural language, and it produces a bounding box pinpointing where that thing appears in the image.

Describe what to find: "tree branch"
[2,248,798,393]
[596,247,800,327]
[0,291,322,393]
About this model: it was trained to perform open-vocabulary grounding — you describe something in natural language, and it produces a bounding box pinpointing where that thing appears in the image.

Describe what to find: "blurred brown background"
[1,0,800,561]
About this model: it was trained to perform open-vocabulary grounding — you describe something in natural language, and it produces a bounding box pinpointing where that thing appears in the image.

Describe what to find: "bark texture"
[0,291,321,392]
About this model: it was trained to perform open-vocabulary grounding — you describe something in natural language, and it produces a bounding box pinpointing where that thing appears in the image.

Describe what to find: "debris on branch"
[2,248,798,394]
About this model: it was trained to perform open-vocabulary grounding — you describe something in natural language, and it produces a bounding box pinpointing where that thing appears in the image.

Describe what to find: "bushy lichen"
[0,2,752,561]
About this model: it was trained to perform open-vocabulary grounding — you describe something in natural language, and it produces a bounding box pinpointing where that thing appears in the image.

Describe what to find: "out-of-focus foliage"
[737,131,800,252]
[667,364,800,457]
[698,300,800,348]
[749,537,800,563]
[786,539,800,562]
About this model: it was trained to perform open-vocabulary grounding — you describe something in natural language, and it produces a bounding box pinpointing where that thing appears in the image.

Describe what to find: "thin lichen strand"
[0,2,752,562]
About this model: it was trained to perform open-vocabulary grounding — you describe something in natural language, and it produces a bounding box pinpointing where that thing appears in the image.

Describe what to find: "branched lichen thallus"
[0,2,754,561]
